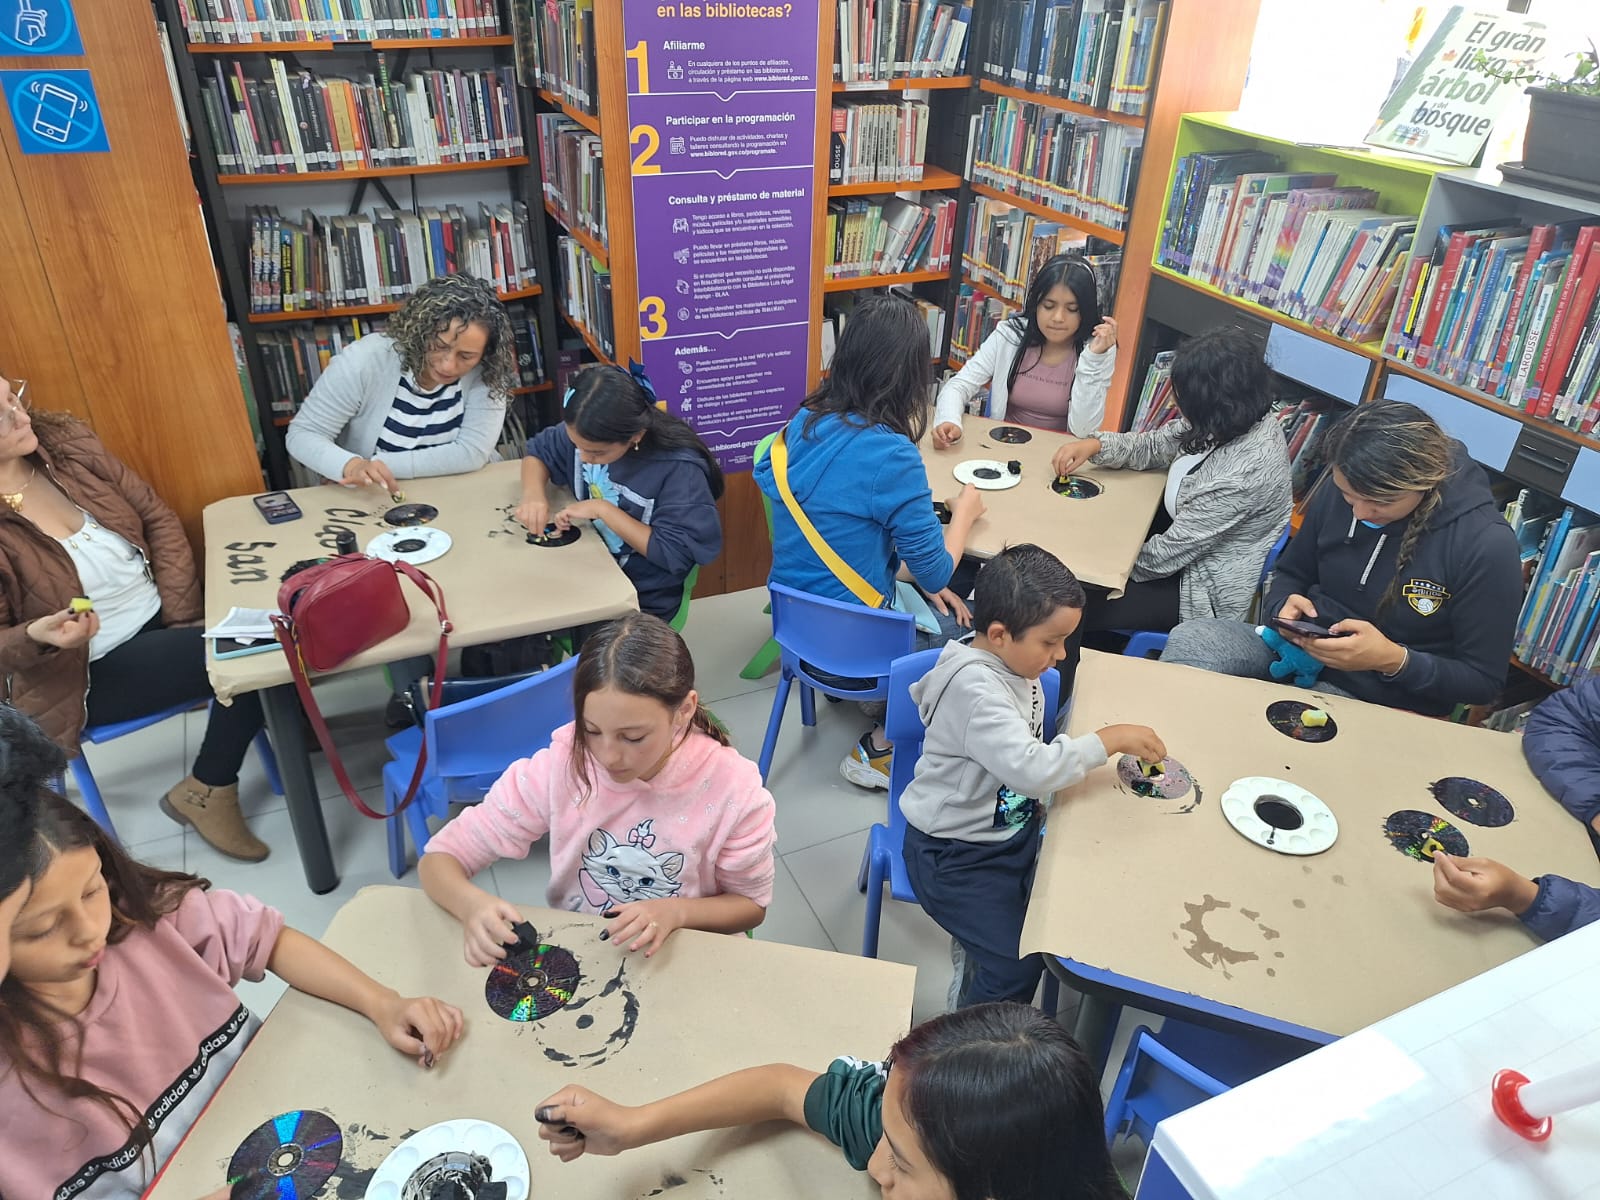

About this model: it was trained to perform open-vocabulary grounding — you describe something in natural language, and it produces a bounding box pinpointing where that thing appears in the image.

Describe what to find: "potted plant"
[1474,40,1600,186]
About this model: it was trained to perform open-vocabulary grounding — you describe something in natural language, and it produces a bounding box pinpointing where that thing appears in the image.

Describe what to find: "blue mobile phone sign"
[0,0,83,55]
[0,70,107,154]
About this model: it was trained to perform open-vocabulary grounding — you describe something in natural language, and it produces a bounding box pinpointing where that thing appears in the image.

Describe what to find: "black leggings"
[86,620,264,787]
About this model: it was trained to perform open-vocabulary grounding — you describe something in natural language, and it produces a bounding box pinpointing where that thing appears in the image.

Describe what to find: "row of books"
[949,283,1015,366]
[1158,151,1417,343]
[535,115,608,248]
[968,96,1143,232]
[828,99,934,186]
[518,0,598,115]
[821,290,947,369]
[1126,348,1173,431]
[1513,503,1600,686]
[825,195,958,279]
[243,202,538,314]
[834,0,973,82]
[961,193,1089,302]
[556,236,615,361]
[1275,395,1346,502]
[197,59,524,174]
[173,0,504,43]
[1386,222,1600,432]
[981,0,1168,116]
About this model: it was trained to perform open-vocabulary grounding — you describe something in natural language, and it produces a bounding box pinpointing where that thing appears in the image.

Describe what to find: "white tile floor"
[73,586,1150,1177]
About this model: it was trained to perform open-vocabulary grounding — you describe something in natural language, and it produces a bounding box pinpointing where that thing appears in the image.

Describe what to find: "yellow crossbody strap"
[770,429,886,609]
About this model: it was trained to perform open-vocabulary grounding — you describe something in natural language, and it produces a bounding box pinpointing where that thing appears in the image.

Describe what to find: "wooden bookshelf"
[218,157,529,185]
[1151,265,1384,361]
[977,78,1146,130]
[559,308,614,366]
[828,165,963,197]
[1385,359,1600,454]
[959,270,1022,309]
[968,181,1126,247]
[543,202,609,268]
[823,267,950,293]
[186,36,514,52]
[536,88,601,137]
[512,382,556,396]
[832,75,972,92]
[247,284,542,325]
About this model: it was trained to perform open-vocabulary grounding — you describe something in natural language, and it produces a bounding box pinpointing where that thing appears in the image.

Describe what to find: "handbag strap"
[770,429,885,609]
[273,562,453,820]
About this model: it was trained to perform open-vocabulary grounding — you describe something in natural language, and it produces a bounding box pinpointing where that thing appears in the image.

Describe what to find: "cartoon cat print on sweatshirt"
[578,819,686,910]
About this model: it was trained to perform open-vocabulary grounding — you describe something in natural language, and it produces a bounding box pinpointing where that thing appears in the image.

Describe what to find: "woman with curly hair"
[1052,326,1293,633]
[286,274,519,491]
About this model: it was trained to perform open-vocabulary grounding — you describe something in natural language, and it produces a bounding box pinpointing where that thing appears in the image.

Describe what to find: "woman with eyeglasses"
[0,377,271,862]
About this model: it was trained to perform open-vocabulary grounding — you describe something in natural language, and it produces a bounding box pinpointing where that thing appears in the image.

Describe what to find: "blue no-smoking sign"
[0,0,83,55]
[0,70,107,154]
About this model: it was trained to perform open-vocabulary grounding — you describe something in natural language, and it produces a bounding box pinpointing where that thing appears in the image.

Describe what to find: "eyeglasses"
[0,380,29,434]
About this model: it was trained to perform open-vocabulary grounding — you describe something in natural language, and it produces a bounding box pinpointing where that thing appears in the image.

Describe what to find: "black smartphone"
[1270,616,1352,639]
[253,491,303,525]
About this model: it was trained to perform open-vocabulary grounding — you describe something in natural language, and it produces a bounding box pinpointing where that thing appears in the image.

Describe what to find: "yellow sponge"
[69,597,94,614]
[1301,709,1328,728]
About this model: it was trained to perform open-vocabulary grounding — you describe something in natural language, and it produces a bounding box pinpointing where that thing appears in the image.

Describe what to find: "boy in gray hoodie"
[901,544,1166,1007]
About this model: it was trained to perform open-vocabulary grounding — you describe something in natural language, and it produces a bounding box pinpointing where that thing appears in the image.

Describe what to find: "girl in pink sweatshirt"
[0,791,465,1200]
[421,612,777,963]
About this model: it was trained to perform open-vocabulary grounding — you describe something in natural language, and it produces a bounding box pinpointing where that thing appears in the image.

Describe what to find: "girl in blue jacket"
[519,367,723,621]
[1432,678,1600,940]
[753,295,986,789]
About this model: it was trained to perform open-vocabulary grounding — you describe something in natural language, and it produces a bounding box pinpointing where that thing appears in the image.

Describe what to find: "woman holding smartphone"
[0,377,270,862]
[1162,401,1522,715]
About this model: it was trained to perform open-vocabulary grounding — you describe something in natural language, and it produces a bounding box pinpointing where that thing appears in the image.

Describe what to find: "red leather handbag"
[271,554,450,818]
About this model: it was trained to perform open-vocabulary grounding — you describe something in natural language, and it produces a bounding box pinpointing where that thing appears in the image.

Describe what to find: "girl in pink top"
[0,791,465,1200]
[421,613,777,963]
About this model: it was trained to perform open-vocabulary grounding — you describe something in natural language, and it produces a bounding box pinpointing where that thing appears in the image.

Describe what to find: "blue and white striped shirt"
[375,374,465,453]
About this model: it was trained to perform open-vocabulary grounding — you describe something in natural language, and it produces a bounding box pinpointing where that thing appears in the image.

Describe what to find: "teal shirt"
[802,1056,886,1170]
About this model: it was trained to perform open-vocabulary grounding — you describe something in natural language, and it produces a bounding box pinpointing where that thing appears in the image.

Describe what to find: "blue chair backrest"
[1115,1027,1229,1144]
[886,649,1063,844]
[425,656,579,781]
[1259,526,1291,589]
[768,582,916,682]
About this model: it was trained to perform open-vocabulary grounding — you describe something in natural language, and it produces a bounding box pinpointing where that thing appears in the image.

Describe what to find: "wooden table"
[1023,651,1600,1045]
[918,415,1167,596]
[148,888,916,1200]
[203,462,637,892]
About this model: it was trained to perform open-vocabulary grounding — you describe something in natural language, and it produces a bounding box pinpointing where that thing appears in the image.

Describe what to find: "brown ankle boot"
[160,777,269,862]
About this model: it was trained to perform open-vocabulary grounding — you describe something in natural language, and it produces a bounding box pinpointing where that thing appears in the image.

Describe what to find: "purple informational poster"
[621,0,821,471]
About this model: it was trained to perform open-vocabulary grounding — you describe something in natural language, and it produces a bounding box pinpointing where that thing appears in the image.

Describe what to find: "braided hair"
[386,274,519,400]
[1322,400,1452,615]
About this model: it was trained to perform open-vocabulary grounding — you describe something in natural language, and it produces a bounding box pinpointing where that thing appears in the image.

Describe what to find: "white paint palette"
[1220,776,1338,856]
[952,458,1022,490]
[366,526,453,565]
[366,1118,529,1200]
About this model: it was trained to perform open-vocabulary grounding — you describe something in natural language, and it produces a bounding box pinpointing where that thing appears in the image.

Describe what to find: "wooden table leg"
[260,683,338,894]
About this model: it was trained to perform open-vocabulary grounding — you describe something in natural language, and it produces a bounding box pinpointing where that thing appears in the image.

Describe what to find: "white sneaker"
[839,733,891,790]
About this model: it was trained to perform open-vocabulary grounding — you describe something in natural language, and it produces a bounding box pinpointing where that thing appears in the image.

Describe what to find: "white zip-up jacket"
[934,322,1114,437]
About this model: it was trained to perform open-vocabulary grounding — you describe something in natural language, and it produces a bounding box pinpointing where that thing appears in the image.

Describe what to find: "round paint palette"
[366,526,452,565]
[1050,474,1102,499]
[953,458,1023,491]
[368,1120,529,1200]
[1429,777,1514,828]
[1220,777,1338,856]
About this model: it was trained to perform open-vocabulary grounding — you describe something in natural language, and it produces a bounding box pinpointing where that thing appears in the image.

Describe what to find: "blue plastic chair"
[382,656,579,877]
[69,701,282,841]
[756,583,917,783]
[1116,526,1293,660]
[739,432,782,681]
[857,649,1062,958]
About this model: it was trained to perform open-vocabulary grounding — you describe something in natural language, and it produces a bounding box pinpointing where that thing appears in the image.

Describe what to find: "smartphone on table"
[253,491,303,524]
[1270,616,1352,639]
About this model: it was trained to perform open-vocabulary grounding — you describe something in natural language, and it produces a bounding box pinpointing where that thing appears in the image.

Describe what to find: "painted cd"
[526,523,581,547]
[1116,754,1194,800]
[384,503,438,527]
[227,1109,342,1200]
[1265,700,1338,743]
[485,943,581,1022]
[989,425,1033,443]
[1050,475,1102,499]
[1382,809,1470,863]
[1429,776,1514,828]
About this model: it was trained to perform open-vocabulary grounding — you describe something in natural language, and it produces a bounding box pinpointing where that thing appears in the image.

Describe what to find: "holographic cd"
[1050,475,1102,499]
[1265,700,1339,743]
[227,1110,342,1200]
[1429,777,1515,828]
[1382,810,1470,863]
[384,503,438,527]
[990,425,1033,443]
[486,942,581,1022]
[525,523,581,546]
[1116,754,1195,800]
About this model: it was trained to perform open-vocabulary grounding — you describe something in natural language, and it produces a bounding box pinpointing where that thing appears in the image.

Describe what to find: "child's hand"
[1087,316,1119,354]
[1052,437,1101,477]
[932,421,963,449]
[600,900,685,957]
[460,892,524,966]
[370,991,466,1067]
[535,1086,642,1161]
[1097,724,1166,762]
[1432,853,1540,916]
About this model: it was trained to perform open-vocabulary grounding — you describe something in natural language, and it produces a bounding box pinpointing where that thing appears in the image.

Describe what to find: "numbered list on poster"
[622,0,819,471]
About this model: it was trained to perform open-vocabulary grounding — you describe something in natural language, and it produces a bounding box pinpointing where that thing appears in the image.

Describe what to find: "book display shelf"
[157,0,559,487]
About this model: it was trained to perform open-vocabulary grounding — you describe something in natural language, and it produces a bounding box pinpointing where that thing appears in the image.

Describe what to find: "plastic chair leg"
[862,851,886,959]
[1041,972,1060,1018]
[799,682,817,727]
[739,636,780,680]
[253,730,283,796]
[403,800,432,873]
[68,756,119,842]
[757,675,792,782]
[385,778,407,879]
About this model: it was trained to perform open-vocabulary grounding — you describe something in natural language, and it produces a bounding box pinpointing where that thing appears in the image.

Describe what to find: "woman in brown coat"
[0,376,268,860]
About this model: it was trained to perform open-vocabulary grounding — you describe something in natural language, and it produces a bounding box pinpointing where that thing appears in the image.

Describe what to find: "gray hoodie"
[900,642,1109,844]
